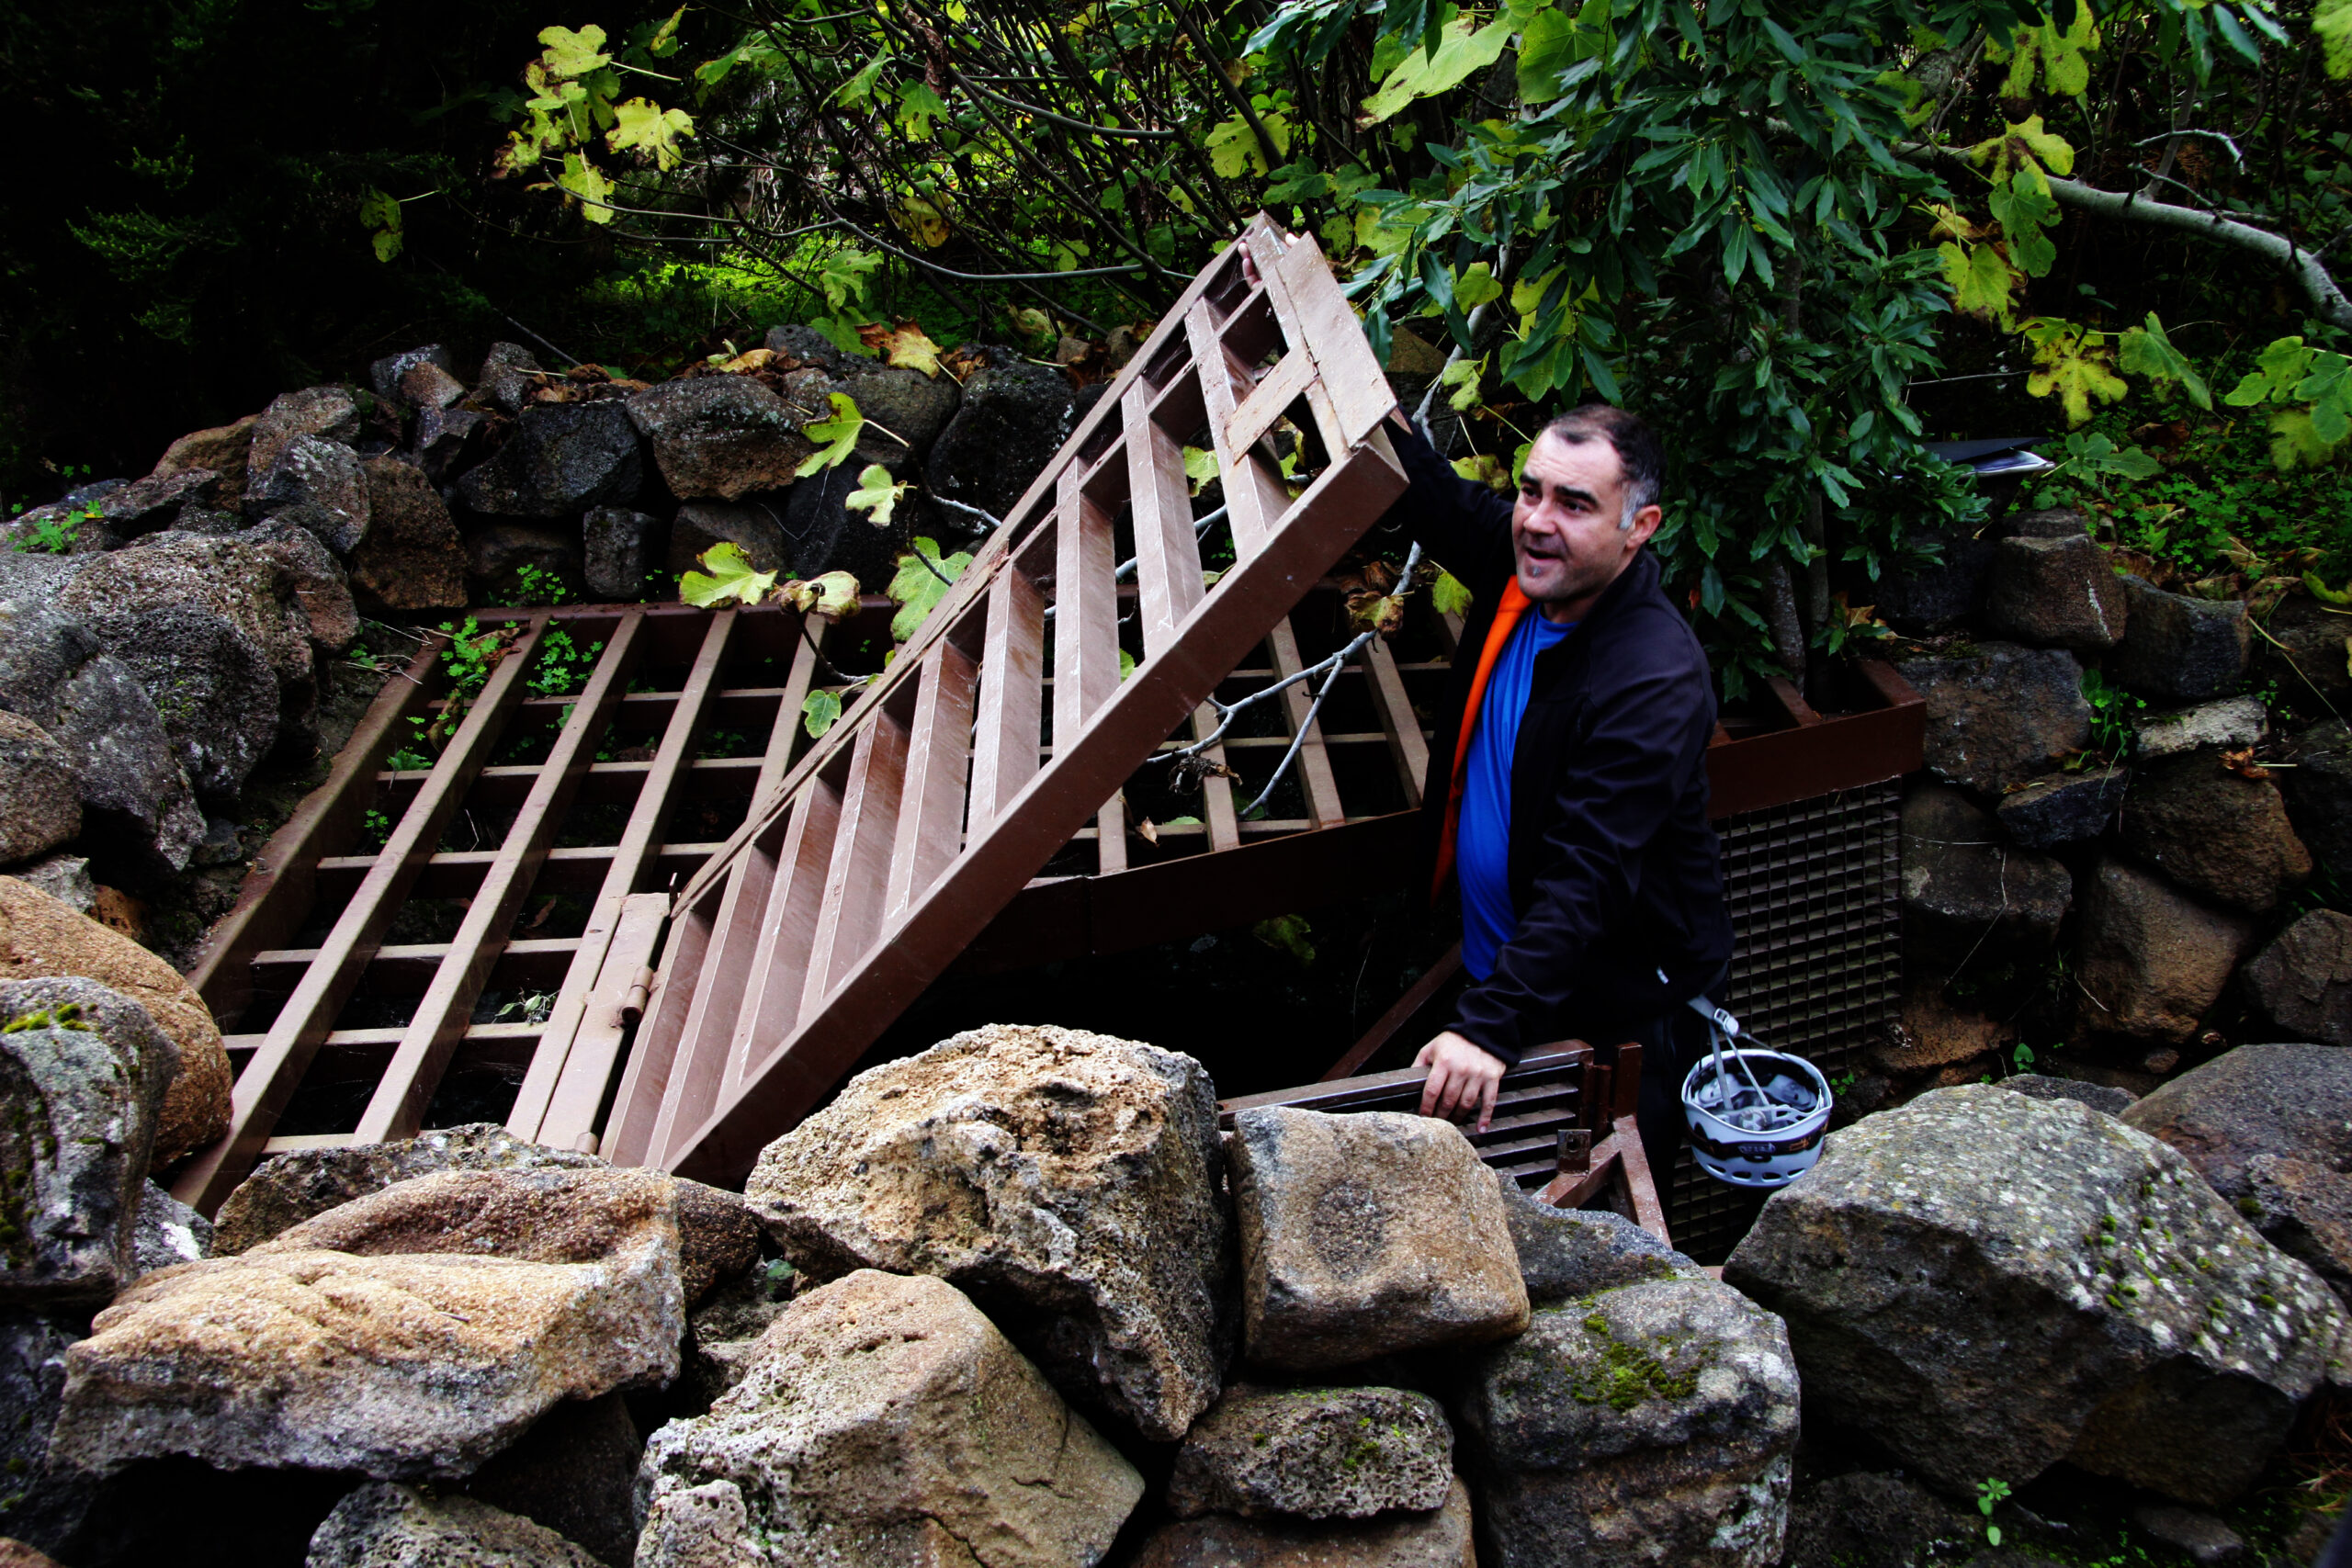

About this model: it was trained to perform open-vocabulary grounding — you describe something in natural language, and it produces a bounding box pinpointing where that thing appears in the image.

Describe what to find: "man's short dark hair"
[1540,405,1664,531]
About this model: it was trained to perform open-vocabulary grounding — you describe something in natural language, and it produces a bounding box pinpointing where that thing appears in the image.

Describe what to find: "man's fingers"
[1418,1066,1443,1120]
[1476,1071,1502,1134]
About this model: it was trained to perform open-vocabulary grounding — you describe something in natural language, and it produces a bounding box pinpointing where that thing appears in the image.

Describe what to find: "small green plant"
[527,627,603,696]
[2010,1043,2038,1076]
[497,989,557,1024]
[1976,1477,2012,1547]
[502,563,571,606]
[386,716,434,773]
[361,808,392,848]
[438,617,509,702]
[2081,669,2146,759]
[696,728,747,759]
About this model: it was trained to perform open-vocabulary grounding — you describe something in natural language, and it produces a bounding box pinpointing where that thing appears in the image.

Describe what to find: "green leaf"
[1966,115,2076,180]
[2117,313,2212,410]
[886,537,974,641]
[1205,114,1271,178]
[1987,9,2098,99]
[1452,455,1511,491]
[897,82,950,141]
[1453,261,1504,309]
[1182,446,1221,496]
[1987,171,2059,276]
[836,47,891,107]
[813,249,882,312]
[680,542,777,607]
[1118,649,1137,681]
[1516,6,1581,102]
[2268,407,2340,468]
[556,152,615,222]
[795,393,865,478]
[802,689,843,739]
[607,97,694,170]
[2319,0,2352,77]
[2023,319,2128,426]
[1431,570,1476,616]
[1440,355,1485,412]
[844,464,910,526]
[1252,913,1317,966]
[537,24,611,78]
[1938,241,2020,324]
[781,570,863,618]
[1360,15,1513,124]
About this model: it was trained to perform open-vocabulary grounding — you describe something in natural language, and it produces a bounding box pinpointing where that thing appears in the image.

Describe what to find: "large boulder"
[1895,643,2092,795]
[49,1168,695,1479]
[214,1121,605,1255]
[351,457,469,611]
[0,596,203,871]
[665,498,788,580]
[841,362,961,465]
[2240,1153,2352,1308]
[1168,1384,1455,1520]
[2241,909,2352,1044]
[1984,535,2127,650]
[1456,1277,1801,1568]
[2253,593,2352,717]
[151,414,260,502]
[0,714,79,866]
[2281,717,2352,873]
[2114,577,2250,704]
[924,349,1078,523]
[1128,1477,1477,1568]
[1996,1073,2136,1116]
[462,1393,641,1568]
[1498,1179,1703,1305]
[246,386,361,487]
[1899,784,2071,988]
[96,601,278,801]
[2120,751,2310,913]
[412,403,491,484]
[56,533,313,693]
[746,1023,1229,1443]
[2119,1043,2352,1203]
[1780,1471,1979,1568]
[1994,766,2128,850]
[0,1308,93,1553]
[2072,860,2256,1044]
[306,1483,601,1568]
[243,522,360,655]
[1724,1085,2348,1507]
[624,371,829,500]
[368,343,454,398]
[634,1269,1143,1568]
[0,876,231,1161]
[456,403,643,519]
[1229,1107,1528,1371]
[0,977,176,1304]
[251,434,371,556]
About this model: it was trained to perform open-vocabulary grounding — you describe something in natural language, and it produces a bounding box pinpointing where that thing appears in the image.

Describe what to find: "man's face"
[1511,431,1663,620]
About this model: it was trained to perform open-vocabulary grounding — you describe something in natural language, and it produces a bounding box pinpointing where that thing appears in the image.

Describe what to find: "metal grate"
[1662,781,1905,1262]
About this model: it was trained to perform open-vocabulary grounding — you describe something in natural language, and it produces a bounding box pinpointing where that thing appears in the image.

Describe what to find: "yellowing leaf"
[556,152,615,222]
[844,464,910,526]
[1360,15,1513,125]
[780,570,863,617]
[680,542,777,607]
[608,97,695,170]
[886,537,974,642]
[795,393,865,477]
[1431,570,1476,616]
[2268,407,2338,468]
[1206,113,1271,178]
[2023,319,2128,425]
[859,320,943,376]
[894,196,949,248]
[1454,262,1504,310]
[1182,446,1220,496]
[1938,241,2021,325]
[1921,203,1984,243]
[537,24,611,79]
[1440,356,1486,413]
[1986,10,2098,100]
[1452,454,1512,492]
[1966,115,2076,180]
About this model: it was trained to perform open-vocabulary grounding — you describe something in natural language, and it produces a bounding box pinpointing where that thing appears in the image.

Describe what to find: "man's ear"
[1627,504,1664,549]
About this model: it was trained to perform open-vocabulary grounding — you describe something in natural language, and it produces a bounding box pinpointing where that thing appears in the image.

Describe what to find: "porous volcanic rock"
[625,371,829,500]
[8,855,91,915]
[98,601,278,801]
[747,1023,1230,1443]
[1780,1471,1979,1568]
[2254,593,2352,716]
[247,386,361,484]
[2119,1043,2352,1202]
[49,1168,692,1480]
[56,533,312,691]
[369,344,455,401]
[1724,1085,2348,1506]
[761,323,856,374]
[456,403,643,518]
[1900,784,2072,987]
[678,1269,792,1407]
[2115,577,2250,704]
[1871,988,2012,1076]
[1895,643,2092,795]
[2282,717,2352,871]
[1996,1074,2136,1116]
[478,343,545,416]
[2134,696,2267,761]
[925,348,1078,523]
[0,875,230,1161]
[841,362,961,465]
[2241,909,2352,1044]
[152,414,260,500]
[1985,534,2128,650]
[467,522,584,602]
[1457,1277,1801,1568]
[665,498,788,579]
[252,434,371,555]
[1877,529,1996,636]
[1229,1107,1529,1371]
[213,1122,607,1254]
[1167,1384,1454,1520]
[2072,860,2256,1044]
[0,976,175,1304]
[634,1269,1143,1568]
[1128,1477,1477,1568]
[1498,1179,1702,1305]
[464,1393,642,1567]
[243,521,360,654]
[2120,751,2310,913]
[74,469,222,537]
[307,1483,601,1568]
[352,457,469,610]
[413,403,490,484]
[2240,1153,2352,1307]
[0,714,79,866]
[582,507,661,601]
[0,1308,91,1553]
[1996,767,2128,850]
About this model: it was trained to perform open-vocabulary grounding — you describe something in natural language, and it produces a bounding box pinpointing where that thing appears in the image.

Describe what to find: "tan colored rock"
[351,457,468,610]
[747,1023,1230,1442]
[1229,1107,1529,1371]
[1130,1476,1476,1568]
[48,1168,688,1479]
[1872,989,2010,1074]
[1168,1384,1453,1520]
[636,1269,1143,1568]
[151,414,260,501]
[307,1483,601,1568]
[0,712,80,865]
[0,875,229,1160]
[2074,860,2256,1044]
[0,1539,63,1568]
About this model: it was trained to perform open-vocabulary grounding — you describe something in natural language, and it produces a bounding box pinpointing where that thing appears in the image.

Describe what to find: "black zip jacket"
[1389,425,1733,1066]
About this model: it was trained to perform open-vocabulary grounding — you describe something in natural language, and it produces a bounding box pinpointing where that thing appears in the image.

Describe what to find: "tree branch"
[2042,175,2352,331]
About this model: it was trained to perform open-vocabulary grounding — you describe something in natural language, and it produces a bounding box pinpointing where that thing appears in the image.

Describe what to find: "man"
[1392,404,1732,1184]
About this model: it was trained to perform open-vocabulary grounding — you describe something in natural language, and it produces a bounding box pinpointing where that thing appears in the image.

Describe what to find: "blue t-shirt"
[1459,611,1575,980]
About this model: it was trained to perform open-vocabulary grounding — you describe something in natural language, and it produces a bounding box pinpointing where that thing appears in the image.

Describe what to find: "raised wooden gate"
[612,217,1407,1185]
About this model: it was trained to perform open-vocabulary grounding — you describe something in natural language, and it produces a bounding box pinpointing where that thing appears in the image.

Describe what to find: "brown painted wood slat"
[718,767,844,1100]
[354,611,650,1143]
[1123,380,1204,659]
[514,611,743,1145]
[1254,224,1396,449]
[1263,618,1347,831]
[1053,464,1121,877]
[967,565,1046,840]
[603,880,717,1167]
[794,708,910,1031]
[1182,299,1289,565]
[1361,635,1430,808]
[173,615,553,1214]
[886,641,981,923]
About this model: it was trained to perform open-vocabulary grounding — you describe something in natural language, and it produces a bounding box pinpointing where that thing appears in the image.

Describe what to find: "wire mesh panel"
[1663,781,1905,1261]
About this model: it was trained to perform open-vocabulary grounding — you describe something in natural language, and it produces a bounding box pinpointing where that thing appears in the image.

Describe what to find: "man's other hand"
[1415,1031,1504,1134]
